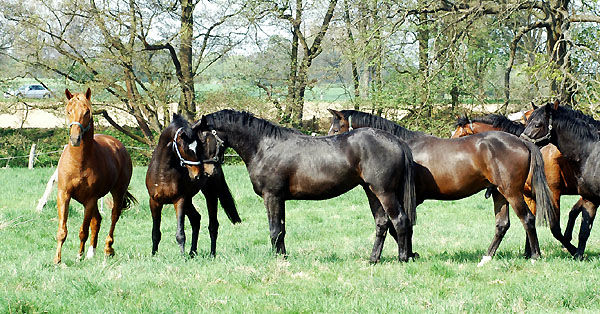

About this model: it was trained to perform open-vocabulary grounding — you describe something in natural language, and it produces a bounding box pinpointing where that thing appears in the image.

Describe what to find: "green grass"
[0,166,599,313]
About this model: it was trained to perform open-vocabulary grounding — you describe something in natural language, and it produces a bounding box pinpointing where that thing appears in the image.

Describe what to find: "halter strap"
[173,127,202,167]
[203,130,225,164]
[348,115,354,131]
[68,121,91,135]
[520,112,553,144]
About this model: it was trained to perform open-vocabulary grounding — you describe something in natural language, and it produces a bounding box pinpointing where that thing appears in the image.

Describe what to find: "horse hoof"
[76,254,83,262]
[104,247,115,257]
[574,253,584,261]
[477,255,492,267]
[410,252,420,260]
[369,258,379,264]
[189,251,197,258]
[53,257,61,265]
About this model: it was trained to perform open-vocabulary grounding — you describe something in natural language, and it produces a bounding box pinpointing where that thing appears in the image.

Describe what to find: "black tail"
[524,141,556,226]
[214,168,241,224]
[400,141,417,226]
[122,190,138,210]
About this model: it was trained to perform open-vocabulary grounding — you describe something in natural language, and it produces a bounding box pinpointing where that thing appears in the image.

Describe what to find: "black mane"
[203,109,303,139]
[340,110,427,140]
[472,114,525,136]
[550,105,600,142]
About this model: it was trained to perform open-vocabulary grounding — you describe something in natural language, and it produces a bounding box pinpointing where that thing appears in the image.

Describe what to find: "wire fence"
[0,145,240,168]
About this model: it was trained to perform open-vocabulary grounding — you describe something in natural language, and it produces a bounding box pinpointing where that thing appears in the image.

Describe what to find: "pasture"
[1,166,599,313]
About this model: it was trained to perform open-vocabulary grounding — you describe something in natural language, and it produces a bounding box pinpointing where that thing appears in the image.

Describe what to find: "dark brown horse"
[194,110,417,262]
[523,102,600,258]
[328,109,555,265]
[146,114,240,257]
[54,88,136,264]
[451,113,583,255]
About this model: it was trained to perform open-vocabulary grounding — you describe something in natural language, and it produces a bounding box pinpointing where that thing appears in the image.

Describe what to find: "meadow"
[1,166,599,313]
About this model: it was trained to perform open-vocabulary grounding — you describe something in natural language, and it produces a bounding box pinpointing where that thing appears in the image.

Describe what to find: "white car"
[4,84,52,98]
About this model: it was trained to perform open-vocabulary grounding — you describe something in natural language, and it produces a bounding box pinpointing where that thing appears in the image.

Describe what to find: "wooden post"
[36,168,58,212]
[28,144,36,169]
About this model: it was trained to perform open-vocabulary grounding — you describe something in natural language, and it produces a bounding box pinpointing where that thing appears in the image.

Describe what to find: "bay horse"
[522,102,600,258]
[451,113,583,256]
[54,88,136,264]
[193,109,417,262]
[328,109,555,265]
[146,114,241,257]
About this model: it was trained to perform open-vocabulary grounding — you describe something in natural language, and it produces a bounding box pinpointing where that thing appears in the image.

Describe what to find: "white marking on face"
[451,129,456,137]
[328,123,334,134]
[188,141,197,151]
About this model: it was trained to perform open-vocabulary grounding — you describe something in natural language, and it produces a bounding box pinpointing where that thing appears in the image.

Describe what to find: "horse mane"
[339,110,427,140]
[550,105,600,142]
[473,114,525,136]
[204,109,303,139]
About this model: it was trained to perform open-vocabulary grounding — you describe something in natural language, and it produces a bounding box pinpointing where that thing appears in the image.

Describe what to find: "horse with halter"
[522,102,600,259]
[452,112,587,256]
[146,114,240,257]
[328,109,555,265]
[54,88,137,264]
[193,109,417,262]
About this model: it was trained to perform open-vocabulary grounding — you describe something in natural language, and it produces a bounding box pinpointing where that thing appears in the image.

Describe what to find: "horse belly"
[288,172,360,200]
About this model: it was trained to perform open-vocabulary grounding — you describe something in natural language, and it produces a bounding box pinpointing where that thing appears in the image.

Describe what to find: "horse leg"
[574,201,598,260]
[87,206,102,259]
[173,198,187,256]
[372,189,410,262]
[78,199,98,261]
[185,200,201,257]
[479,190,509,266]
[564,198,584,243]
[54,190,71,264]
[363,187,389,263]
[263,193,286,255]
[104,192,124,257]
[508,195,541,259]
[205,192,220,257]
[150,198,163,255]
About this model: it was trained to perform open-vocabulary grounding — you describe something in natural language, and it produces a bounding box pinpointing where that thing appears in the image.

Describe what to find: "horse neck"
[214,125,262,164]
[66,125,95,164]
[553,125,592,166]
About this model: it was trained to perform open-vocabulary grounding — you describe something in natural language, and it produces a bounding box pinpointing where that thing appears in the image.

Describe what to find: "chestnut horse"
[451,113,582,255]
[54,88,136,264]
[523,103,600,258]
[194,110,417,262]
[146,114,240,257]
[328,109,555,265]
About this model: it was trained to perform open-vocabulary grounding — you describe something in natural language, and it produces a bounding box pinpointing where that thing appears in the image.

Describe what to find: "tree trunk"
[179,0,196,120]
[417,0,431,116]
[343,0,360,109]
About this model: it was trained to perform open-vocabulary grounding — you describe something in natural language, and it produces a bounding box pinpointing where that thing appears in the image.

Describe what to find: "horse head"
[451,114,474,138]
[521,101,557,146]
[171,115,204,181]
[327,108,351,135]
[65,88,93,147]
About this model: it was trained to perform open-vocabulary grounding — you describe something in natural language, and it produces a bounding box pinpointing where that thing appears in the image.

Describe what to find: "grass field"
[1,166,599,313]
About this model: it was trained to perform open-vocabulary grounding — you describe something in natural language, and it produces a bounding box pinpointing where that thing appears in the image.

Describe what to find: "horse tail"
[122,190,138,210]
[524,141,556,226]
[215,169,241,224]
[400,141,417,226]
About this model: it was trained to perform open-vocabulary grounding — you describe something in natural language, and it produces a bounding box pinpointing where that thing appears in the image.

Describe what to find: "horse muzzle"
[70,134,82,146]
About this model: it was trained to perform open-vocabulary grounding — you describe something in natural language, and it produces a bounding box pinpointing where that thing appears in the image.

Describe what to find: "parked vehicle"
[4,84,52,98]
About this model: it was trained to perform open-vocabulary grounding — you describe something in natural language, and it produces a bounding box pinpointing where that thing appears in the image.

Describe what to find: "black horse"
[328,109,555,265]
[146,114,241,257]
[522,102,600,259]
[194,109,417,262]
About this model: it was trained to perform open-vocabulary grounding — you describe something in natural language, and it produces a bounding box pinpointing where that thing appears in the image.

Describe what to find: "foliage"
[0,166,599,312]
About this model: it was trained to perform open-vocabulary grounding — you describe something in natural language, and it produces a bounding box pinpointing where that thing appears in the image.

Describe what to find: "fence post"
[28,144,36,169]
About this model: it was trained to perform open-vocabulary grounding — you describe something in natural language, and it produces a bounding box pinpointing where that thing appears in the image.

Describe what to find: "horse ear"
[192,115,207,131]
[552,99,559,110]
[531,102,538,110]
[327,108,343,119]
[85,88,91,100]
[65,89,73,100]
